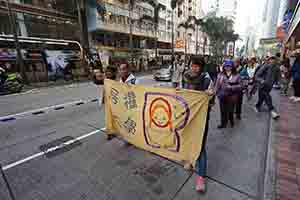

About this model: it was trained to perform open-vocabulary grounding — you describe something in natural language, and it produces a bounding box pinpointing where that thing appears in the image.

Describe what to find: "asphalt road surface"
[0,75,276,200]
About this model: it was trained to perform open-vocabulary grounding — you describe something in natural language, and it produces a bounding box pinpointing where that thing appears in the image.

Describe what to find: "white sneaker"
[290,96,296,101]
[294,97,300,102]
[271,111,280,119]
[101,127,106,132]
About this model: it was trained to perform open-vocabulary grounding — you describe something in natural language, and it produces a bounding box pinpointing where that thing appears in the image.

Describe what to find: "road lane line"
[0,98,97,122]
[2,89,39,97]
[1,130,100,171]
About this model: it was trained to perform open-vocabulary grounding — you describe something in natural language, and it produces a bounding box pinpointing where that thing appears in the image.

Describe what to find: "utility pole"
[129,2,134,71]
[76,0,89,74]
[171,10,174,70]
[6,0,27,83]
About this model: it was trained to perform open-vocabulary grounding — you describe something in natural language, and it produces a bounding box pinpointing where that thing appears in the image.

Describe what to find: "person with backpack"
[254,56,281,119]
[182,56,214,193]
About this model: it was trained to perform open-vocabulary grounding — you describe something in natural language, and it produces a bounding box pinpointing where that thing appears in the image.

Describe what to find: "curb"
[262,116,277,200]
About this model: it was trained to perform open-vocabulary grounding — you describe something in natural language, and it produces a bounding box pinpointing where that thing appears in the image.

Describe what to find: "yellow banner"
[104,79,210,167]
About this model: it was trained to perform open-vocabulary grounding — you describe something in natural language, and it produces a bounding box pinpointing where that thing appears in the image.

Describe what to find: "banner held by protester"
[104,79,211,167]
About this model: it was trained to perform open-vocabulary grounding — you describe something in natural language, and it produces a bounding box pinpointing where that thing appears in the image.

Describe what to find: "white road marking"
[0,98,98,121]
[3,89,39,97]
[1,130,100,171]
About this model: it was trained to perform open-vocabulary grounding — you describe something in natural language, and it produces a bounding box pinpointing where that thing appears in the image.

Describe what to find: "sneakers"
[290,96,296,101]
[271,110,280,120]
[196,176,206,193]
[217,124,226,129]
[294,97,300,102]
[254,106,260,113]
[123,141,132,147]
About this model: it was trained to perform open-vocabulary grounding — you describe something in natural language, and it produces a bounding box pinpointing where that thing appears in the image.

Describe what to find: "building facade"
[174,0,205,55]
[207,0,237,21]
[0,0,83,83]
[262,0,281,38]
[87,0,206,69]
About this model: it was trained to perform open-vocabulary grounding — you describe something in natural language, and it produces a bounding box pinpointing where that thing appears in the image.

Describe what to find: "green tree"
[198,16,239,63]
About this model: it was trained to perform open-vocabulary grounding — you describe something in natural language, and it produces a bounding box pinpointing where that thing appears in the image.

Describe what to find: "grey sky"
[202,0,266,37]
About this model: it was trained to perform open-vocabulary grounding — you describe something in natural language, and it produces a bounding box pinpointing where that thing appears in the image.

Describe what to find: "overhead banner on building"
[104,79,210,167]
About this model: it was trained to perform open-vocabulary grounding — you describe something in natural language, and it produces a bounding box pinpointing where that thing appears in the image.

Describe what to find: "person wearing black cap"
[254,56,281,119]
[182,56,214,193]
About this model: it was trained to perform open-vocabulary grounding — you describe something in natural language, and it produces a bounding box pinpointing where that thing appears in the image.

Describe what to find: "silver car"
[153,65,173,81]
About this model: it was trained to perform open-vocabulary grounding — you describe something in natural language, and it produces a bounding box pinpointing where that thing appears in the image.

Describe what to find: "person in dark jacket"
[215,60,242,128]
[248,57,270,99]
[182,56,214,193]
[290,53,300,102]
[235,58,248,120]
[254,56,281,119]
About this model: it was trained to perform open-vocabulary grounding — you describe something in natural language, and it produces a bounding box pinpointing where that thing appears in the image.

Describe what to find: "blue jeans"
[196,148,207,177]
[196,108,210,177]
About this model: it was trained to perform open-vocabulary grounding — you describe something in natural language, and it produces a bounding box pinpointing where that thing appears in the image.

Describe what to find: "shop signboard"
[175,39,184,48]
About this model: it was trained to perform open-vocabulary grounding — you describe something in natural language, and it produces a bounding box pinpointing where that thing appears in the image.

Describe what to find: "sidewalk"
[275,96,300,200]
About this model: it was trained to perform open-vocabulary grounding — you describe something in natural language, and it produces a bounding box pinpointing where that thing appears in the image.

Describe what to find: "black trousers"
[219,99,235,126]
[256,87,274,111]
[293,79,300,97]
[235,91,243,117]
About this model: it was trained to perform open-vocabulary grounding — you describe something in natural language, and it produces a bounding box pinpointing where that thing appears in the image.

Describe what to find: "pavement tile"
[275,95,300,199]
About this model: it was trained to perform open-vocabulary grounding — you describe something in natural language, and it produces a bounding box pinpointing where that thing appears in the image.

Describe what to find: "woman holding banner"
[182,56,214,193]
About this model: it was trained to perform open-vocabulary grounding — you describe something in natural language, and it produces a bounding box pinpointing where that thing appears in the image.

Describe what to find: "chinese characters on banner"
[104,79,210,167]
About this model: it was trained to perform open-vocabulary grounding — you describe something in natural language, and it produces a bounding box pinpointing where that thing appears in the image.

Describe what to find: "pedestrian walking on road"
[119,63,138,85]
[100,65,118,137]
[119,63,138,145]
[249,57,269,100]
[279,58,291,96]
[182,56,214,193]
[290,53,300,102]
[254,56,281,119]
[235,58,248,120]
[215,60,242,128]
[172,56,185,88]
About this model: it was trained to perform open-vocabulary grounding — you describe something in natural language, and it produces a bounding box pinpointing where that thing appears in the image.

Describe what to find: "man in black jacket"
[254,56,280,119]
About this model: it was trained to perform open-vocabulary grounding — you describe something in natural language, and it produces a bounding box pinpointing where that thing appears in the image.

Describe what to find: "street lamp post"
[171,10,174,70]
[6,0,27,83]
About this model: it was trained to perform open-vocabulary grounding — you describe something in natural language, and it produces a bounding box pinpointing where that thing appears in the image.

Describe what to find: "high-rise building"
[207,0,237,21]
[262,0,281,38]
[174,0,205,55]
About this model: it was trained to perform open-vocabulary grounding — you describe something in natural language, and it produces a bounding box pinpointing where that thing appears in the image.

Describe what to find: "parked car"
[153,64,173,81]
